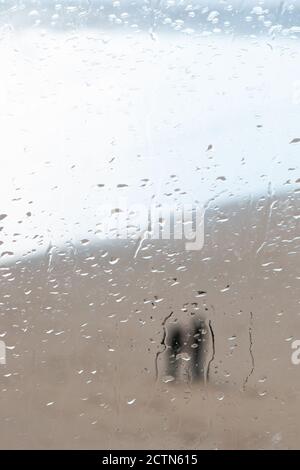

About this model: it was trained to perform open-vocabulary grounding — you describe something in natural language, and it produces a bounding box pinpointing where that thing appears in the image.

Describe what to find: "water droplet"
[163,375,175,384]
[127,398,136,405]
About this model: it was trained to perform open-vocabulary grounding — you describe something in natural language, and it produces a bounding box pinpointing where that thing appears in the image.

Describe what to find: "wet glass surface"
[0,0,299,449]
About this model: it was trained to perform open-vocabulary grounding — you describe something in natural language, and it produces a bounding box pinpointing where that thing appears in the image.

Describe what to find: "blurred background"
[0,0,299,449]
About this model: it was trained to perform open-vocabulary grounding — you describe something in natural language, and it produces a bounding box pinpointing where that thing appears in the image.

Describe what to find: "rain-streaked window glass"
[0,0,299,450]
